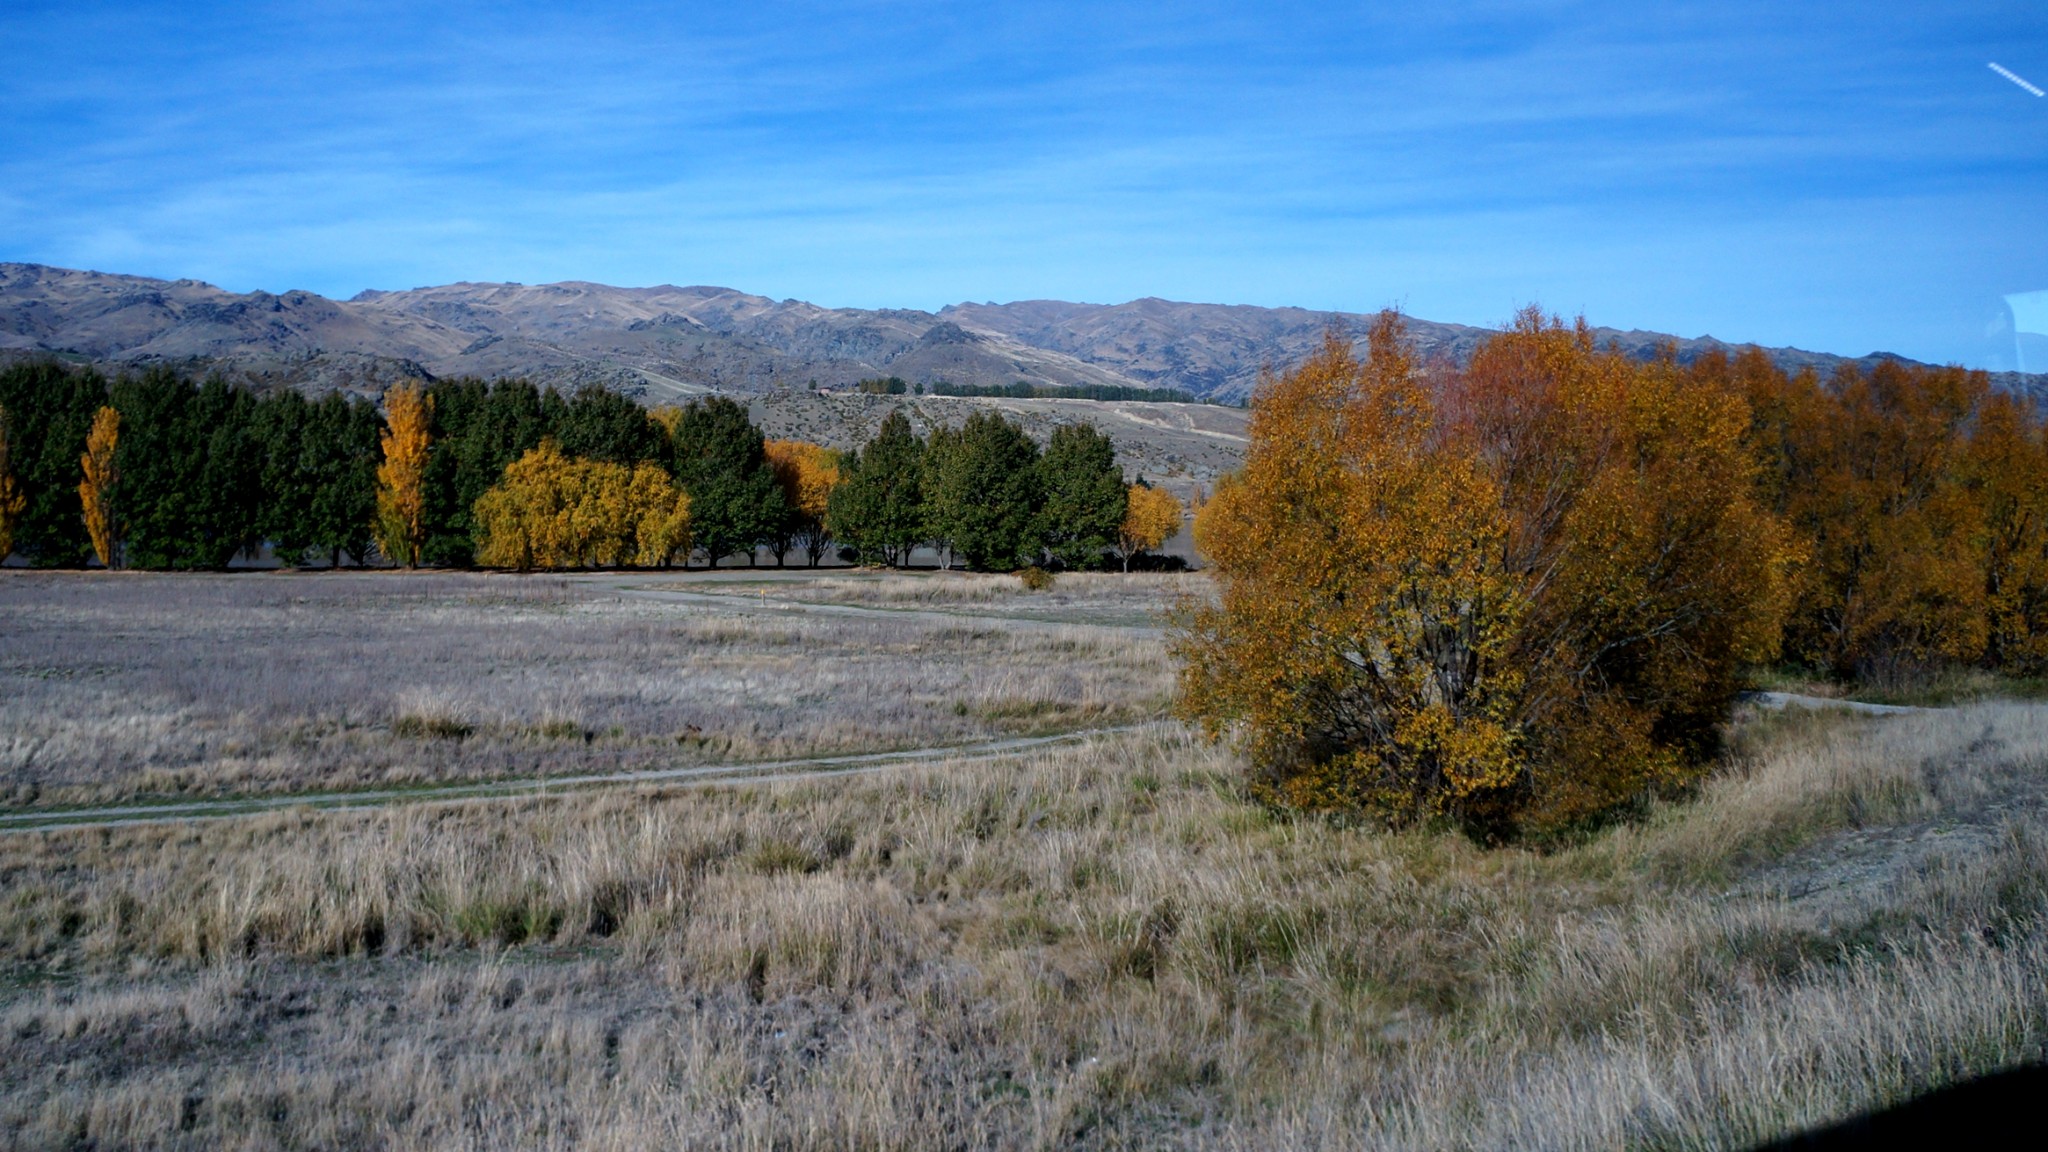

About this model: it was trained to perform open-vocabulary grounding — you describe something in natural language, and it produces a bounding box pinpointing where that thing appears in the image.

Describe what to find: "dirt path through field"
[0,723,1159,835]
[1744,690,1922,716]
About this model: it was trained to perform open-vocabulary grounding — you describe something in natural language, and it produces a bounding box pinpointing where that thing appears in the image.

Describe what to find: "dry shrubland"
[3,693,2047,1148]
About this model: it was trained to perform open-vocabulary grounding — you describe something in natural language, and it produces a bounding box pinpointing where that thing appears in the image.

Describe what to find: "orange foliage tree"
[472,440,691,570]
[1968,392,2048,674]
[763,439,843,566]
[78,405,120,568]
[0,403,24,560]
[1702,348,2040,681]
[375,383,432,568]
[1114,482,1183,571]
[1176,311,1795,836]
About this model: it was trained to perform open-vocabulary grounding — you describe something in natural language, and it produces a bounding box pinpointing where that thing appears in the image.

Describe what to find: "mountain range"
[3,262,2040,406]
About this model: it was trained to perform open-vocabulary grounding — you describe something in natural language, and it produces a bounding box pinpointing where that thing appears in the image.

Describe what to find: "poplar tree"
[78,406,120,568]
[376,383,433,568]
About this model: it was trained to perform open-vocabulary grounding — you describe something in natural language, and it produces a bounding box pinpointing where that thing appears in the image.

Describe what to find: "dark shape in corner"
[1752,1065,2047,1150]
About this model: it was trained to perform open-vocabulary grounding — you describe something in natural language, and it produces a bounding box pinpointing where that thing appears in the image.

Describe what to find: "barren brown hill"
[5,261,2041,405]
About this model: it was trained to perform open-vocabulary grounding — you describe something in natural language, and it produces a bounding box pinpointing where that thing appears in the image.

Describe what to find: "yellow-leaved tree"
[473,440,690,570]
[0,403,24,561]
[626,460,694,567]
[375,383,432,568]
[1176,311,1796,837]
[78,405,120,568]
[1114,482,1182,571]
[764,439,843,566]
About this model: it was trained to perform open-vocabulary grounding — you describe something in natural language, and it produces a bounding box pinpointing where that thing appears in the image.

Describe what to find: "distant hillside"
[3,262,2040,405]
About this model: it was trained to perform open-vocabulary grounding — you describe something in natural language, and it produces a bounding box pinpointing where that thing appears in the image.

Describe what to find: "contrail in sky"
[1990,62,2045,96]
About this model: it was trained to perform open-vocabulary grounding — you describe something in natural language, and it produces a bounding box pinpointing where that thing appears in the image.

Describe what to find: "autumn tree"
[764,439,843,566]
[828,411,925,566]
[1962,392,2048,674]
[1114,481,1182,572]
[376,383,433,568]
[624,461,695,567]
[78,405,120,568]
[1716,350,1997,680]
[0,403,25,560]
[1035,423,1126,569]
[1177,312,1795,837]
[472,440,690,570]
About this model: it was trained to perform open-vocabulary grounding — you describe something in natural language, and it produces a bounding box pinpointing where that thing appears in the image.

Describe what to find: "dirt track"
[0,723,1158,835]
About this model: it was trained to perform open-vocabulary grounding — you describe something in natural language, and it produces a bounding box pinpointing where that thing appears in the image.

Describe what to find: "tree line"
[853,375,1201,403]
[923,380,1202,404]
[825,410,1181,572]
[1,363,382,569]
[0,361,1184,572]
[1181,310,2048,840]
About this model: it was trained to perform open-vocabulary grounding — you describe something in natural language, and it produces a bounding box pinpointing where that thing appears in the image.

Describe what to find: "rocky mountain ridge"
[3,262,2039,405]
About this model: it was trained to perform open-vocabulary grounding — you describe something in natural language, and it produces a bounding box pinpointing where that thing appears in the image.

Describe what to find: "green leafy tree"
[109,371,263,569]
[309,393,383,566]
[669,396,785,566]
[827,411,925,566]
[557,385,668,465]
[421,379,554,565]
[1035,422,1126,569]
[0,403,23,560]
[920,421,962,566]
[925,410,1042,571]
[0,361,105,565]
[259,390,382,567]
[255,390,316,565]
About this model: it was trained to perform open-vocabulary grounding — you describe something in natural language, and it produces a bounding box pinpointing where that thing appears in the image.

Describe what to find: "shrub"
[392,713,475,741]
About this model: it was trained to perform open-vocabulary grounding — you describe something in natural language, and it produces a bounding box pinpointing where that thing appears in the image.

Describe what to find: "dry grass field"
[3,570,2047,1149]
[669,570,1214,629]
[0,571,1173,808]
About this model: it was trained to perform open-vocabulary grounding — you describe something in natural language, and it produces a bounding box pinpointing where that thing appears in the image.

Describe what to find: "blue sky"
[2,1,2044,368]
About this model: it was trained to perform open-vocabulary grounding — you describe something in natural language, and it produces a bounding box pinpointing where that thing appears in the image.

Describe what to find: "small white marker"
[1990,62,2045,97]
